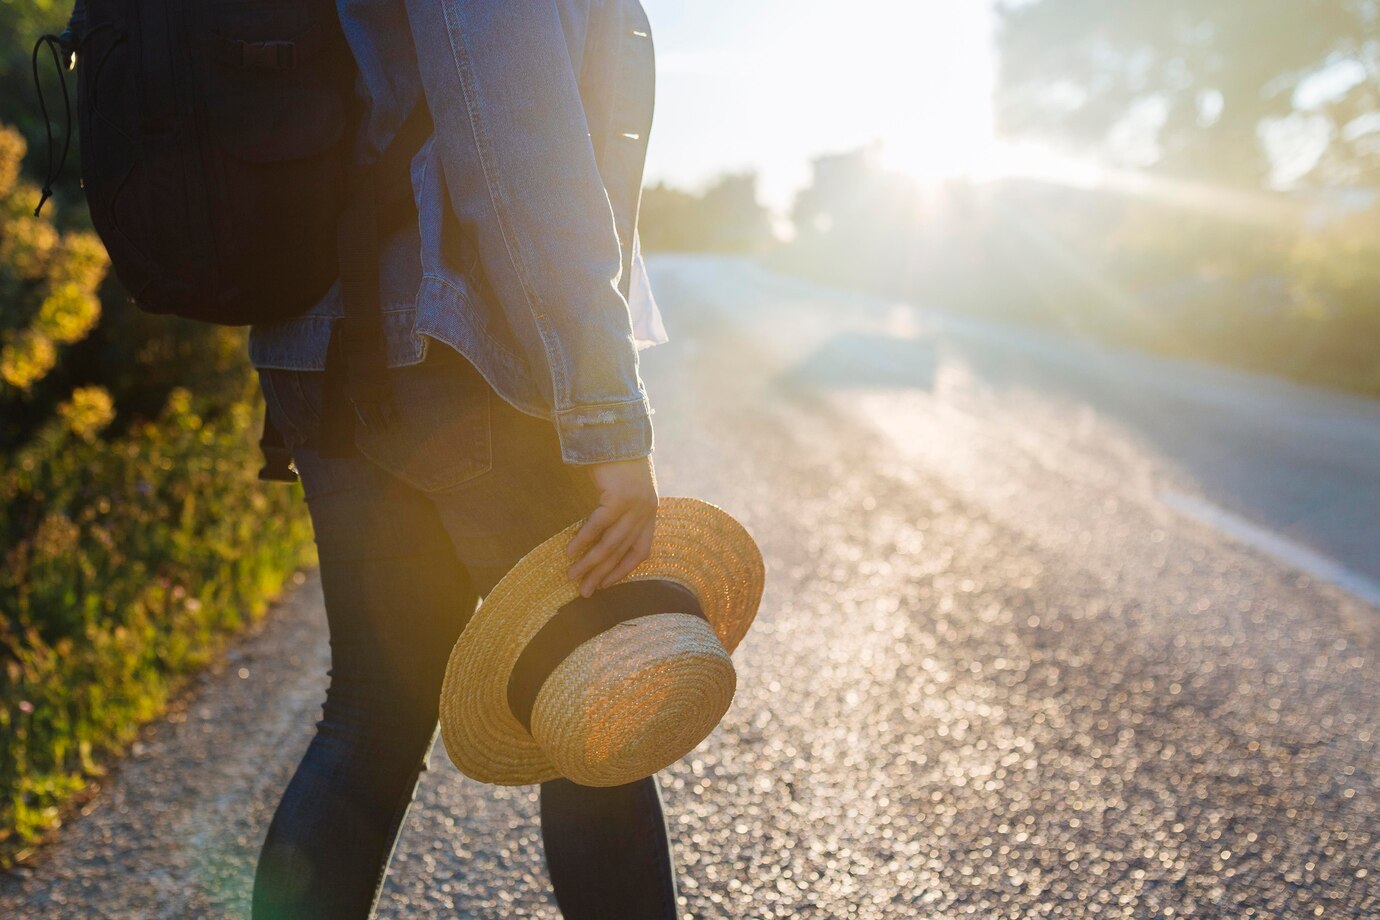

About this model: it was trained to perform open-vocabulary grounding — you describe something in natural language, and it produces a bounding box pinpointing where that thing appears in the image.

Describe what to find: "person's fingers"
[568,510,639,584]
[581,509,654,595]
[597,521,655,589]
[572,525,641,595]
[576,546,626,598]
[565,503,618,566]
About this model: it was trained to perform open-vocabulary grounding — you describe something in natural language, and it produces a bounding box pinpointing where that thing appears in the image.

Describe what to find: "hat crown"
[529,613,736,788]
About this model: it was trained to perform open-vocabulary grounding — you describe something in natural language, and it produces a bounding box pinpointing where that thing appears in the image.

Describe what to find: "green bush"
[1,0,81,217]
[0,122,313,863]
[1285,208,1380,395]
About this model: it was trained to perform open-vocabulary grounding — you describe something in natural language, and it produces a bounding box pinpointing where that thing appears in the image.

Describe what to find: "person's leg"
[364,344,679,919]
[540,775,679,919]
[251,370,479,920]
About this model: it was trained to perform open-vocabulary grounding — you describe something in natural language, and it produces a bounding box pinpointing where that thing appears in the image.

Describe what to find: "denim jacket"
[248,0,659,464]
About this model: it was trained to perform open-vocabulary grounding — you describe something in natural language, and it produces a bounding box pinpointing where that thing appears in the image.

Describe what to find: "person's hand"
[565,456,658,597]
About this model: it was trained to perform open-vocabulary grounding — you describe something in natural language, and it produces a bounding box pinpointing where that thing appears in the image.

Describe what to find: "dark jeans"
[251,344,677,919]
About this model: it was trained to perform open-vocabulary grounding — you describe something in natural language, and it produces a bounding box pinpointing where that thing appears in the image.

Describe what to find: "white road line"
[1161,490,1380,610]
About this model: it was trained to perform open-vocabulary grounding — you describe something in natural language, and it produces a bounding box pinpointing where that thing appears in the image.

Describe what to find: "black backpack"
[32,0,428,479]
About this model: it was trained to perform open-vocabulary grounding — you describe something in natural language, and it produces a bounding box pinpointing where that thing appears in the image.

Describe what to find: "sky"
[639,0,1000,212]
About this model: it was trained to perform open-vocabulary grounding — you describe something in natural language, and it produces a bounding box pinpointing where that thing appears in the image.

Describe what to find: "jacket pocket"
[355,348,494,493]
[258,367,321,449]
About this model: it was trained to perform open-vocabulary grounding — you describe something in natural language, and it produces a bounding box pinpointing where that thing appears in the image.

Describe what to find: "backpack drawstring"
[31,32,73,217]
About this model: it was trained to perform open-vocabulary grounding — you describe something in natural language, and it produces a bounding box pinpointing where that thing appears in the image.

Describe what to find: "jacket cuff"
[554,397,655,464]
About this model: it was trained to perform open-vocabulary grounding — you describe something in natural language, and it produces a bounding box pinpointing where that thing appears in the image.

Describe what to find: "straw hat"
[438,497,764,787]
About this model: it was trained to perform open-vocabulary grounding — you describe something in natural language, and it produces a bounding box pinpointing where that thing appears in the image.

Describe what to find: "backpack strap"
[338,166,397,430]
[257,407,299,482]
[283,102,431,464]
[315,164,397,458]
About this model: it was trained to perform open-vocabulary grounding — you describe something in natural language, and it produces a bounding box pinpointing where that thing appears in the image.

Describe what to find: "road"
[3,255,1377,918]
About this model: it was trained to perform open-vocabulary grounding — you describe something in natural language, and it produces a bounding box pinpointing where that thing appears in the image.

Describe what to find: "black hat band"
[506,578,707,733]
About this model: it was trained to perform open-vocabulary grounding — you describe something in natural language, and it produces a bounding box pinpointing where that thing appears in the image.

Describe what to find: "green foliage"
[997,192,1380,397]
[1,0,247,433]
[1285,208,1380,392]
[772,146,1380,399]
[639,174,773,253]
[0,125,104,430]
[997,0,1380,185]
[0,120,313,863]
[0,382,314,861]
[1,0,80,220]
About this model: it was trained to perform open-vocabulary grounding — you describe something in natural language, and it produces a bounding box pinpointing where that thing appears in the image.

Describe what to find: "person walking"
[37,0,763,912]
[245,2,684,917]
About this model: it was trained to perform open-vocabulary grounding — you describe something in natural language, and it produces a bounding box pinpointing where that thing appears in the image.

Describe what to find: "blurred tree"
[2,0,78,202]
[790,148,886,240]
[997,0,1380,186]
[1288,206,1380,390]
[783,148,931,295]
[698,173,773,252]
[639,173,772,253]
[638,183,700,251]
[0,124,107,449]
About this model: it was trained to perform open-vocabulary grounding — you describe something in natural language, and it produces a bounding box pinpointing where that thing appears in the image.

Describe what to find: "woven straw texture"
[532,613,736,787]
[439,497,765,786]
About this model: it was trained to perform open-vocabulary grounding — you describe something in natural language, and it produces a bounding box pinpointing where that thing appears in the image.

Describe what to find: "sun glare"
[877,111,1001,183]
[642,0,1011,209]
[862,3,1001,184]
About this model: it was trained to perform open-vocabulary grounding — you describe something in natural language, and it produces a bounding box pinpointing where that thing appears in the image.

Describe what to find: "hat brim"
[438,496,765,786]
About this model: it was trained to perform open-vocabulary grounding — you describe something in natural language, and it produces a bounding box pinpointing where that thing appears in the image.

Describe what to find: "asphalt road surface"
[3,256,1377,918]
